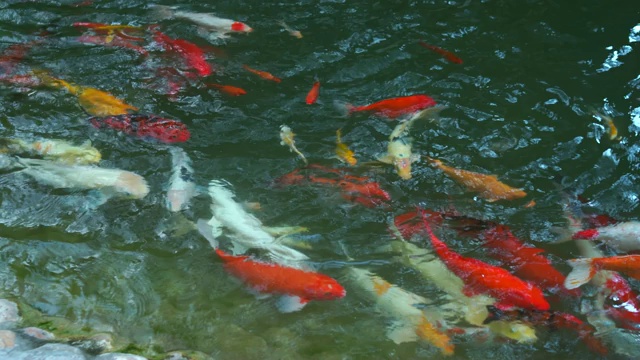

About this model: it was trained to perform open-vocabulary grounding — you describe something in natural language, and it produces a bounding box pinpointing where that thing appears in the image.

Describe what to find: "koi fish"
[215,248,345,313]
[305,80,320,104]
[166,147,197,212]
[335,129,357,166]
[347,267,454,355]
[0,137,101,165]
[377,106,445,179]
[342,94,437,119]
[198,179,310,265]
[206,83,247,96]
[89,114,191,144]
[279,125,308,165]
[386,221,538,343]
[481,225,581,297]
[0,39,41,75]
[33,71,138,116]
[151,66,190,101]
[73,22,145,41]
[566,221,640,253]
[243,64,281,83]
[151,26,213,77]
[561,201,640,330]
[150,5,253,39]
[76,34,149,55]
[427,157,527,202]
[591,110,620,141]
[4,156,148,199]
[483,306,608,355]
[419,209,550,311]
[278,20,302,39]
[418,40,463,64]
[566,255,640,289]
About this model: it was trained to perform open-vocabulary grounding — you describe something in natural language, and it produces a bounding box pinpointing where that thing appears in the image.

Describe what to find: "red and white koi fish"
[150,26,213,77]
[418,40,463,64]
[89,114,191,143]
[216,248,345,312]
[419,209,550,311]
[566,221,640,253]
[150,5,253,40]
[340,94,437,119]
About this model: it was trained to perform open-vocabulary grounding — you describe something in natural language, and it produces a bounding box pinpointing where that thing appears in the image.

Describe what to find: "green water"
[1,0,640,358]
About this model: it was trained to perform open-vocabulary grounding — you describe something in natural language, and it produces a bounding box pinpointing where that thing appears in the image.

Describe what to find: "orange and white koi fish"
[280,125,308,165]
[150,5,253,40]
[347,267,454,355]
[243,64,281,83]
[216,248,345,313]
[305,80,320,104]
[33,70,138,116]
[0,137,101,165]
[278,20,302,39]
[206,83,246,96]
[565,255,640,289]
[426,157,527,202]
[418,40,463,64]
[591,110,619,141]
[335,129,356,166]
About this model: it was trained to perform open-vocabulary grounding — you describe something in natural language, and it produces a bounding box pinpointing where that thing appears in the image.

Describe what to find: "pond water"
[1,0,640,359]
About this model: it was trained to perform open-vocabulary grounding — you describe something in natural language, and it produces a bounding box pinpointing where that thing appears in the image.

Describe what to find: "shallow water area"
[1,0,640,359]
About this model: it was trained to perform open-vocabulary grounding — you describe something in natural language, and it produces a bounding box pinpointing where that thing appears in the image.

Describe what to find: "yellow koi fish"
[279,125,308,165]
[426,157,527,202]
[0,137,101,165]
[335,129,357,166]
[33,70,138,116]
[591,110,620,141]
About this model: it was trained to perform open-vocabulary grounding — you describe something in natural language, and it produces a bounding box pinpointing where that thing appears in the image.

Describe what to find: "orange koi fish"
[418,40,463,64]
[591,110,620,141]
[342,94,437,119]
[33,71,137,116]
[215,248,345,312]
[305,80,320,104]
[426,157,527,202]
[243,64,281,83]
[335,129,357,166]
[565,255,640,289]
[419,209,550,311]
[206,83,247,96]
[484,306,608,355]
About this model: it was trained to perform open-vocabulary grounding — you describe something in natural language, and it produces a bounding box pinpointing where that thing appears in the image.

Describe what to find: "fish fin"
[196,219,220,249]
[230,239,250,255]
[333,100,352,117]
[386,321,419,344]
[263,225,309,237]
[376,153,393,164]
[565,258,595,289]
[276,295,309,313]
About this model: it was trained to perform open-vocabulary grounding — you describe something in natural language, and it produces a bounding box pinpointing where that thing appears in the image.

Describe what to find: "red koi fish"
[151,26,212,77]
[215,248,345,312]
[243,64,281,83]
[89,114,190,143]
[392,209,488,241]
[206,83,247,96]
[151,67,190,101]
[481,225,580,297]
[0,39,42,75]
[77,34,148,55]
[483,306,608,355]
[566,255,640,289]
[419,209,550,311]
[343,94,437,119]
[305,80,320,104]
[418,40,463,64]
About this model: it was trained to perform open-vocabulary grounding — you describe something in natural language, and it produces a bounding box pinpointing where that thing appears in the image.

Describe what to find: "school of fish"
[0,3,637,358]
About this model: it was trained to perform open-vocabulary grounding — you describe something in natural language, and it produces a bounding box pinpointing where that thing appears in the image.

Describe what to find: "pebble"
[0,300,20,326]
[5,343,87,360]
[21,327,55,341]
[0,330,16,350]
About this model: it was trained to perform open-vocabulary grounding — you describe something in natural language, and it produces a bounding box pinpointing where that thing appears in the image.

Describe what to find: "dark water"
[1,0,640,358]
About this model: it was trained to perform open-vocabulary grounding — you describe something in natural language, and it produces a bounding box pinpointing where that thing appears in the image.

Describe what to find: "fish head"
[231,22,253,33]
[603,276,640,330]
[307,276,346,300]
[387,139,413,179]
[394,157,412,180]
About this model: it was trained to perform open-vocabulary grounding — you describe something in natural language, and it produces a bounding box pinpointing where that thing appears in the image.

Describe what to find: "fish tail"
[333,100,353,117]
[149,4,175,20]
[564,258,596,289]
[196,219,219,249]
[114,171,149,199]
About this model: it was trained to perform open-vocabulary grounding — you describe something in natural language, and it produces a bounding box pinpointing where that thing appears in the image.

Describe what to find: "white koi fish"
[377,106,446,180]
[165,147,197,212]
[4,156,148,199]
[197,179,309,265]
[150,5,253,39]
[0,137,101,165]
[279,125,308,165]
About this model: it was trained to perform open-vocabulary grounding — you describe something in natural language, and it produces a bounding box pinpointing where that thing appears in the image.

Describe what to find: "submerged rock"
[95,353,148,360]
[21,327,55,341]
[0,300,20,326]
[8,343,87,359]
[0,330,16,349]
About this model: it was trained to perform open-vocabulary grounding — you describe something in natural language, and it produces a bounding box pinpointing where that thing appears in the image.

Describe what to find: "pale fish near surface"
[165,147,197,212]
